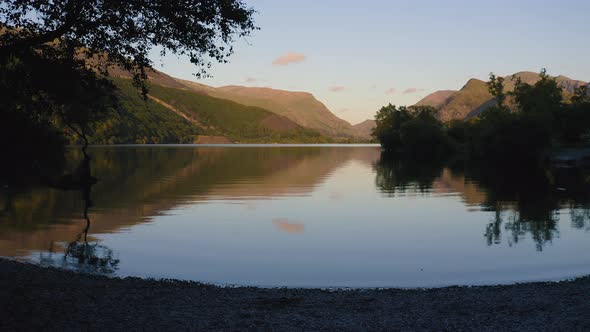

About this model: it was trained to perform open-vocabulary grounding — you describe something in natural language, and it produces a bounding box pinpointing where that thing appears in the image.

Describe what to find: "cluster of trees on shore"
[372,70,590,164]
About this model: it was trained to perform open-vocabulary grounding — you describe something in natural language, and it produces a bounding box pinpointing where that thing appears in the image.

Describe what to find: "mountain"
[503,71,586,94]
[80,77,329,144]
[415,90,457,109]
[106,67,363,140]
[353,120,376,139]
[175,79,358,138]
[417,72,588,121]
[438,78,493,121]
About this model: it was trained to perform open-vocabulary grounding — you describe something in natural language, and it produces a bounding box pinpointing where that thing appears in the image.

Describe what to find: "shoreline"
[2,259,589,330]
[69,143,381,147]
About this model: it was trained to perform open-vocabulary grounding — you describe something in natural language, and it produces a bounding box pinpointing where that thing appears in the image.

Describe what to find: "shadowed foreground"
[1,259,589,331]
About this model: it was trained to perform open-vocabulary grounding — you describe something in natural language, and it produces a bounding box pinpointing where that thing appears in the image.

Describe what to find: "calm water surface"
[1,145,590,288]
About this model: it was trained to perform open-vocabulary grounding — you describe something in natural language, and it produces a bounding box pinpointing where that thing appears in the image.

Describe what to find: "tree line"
[372,69,590,164]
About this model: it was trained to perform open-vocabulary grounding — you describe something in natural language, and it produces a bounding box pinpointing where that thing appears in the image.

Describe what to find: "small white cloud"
[403,88,425,94]
[244,77,269,84]
[385,88,397,95]
[272,52,306,66]
[329,86,345,92]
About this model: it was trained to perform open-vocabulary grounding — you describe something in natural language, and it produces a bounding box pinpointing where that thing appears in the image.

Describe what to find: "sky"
[151,0,590,124]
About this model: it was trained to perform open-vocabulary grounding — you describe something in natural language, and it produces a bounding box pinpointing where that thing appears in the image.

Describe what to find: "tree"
[372,104,412,152]
[0,0,257,182]
[572,85,590,105]
[470,69,565,164]
[0,0,258,88]
[399,106,448,157]
[560,85,590,145]
[512,69,563,145]
[512,69,563,117]
[487,73,507,110]
[372,104,448,156]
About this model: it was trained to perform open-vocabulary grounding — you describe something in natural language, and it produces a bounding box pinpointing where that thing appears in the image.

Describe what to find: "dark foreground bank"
[1,259,589,331]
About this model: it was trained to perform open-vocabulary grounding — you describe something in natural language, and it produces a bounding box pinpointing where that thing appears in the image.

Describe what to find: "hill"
[176,79,358,138]
[415,90,457,109]
[105,67,363,141]
[417,72,588,121]
[353,120,376,139]
[84,78,200,144]
[438,79,493,121]
[77,78,329,144]
[145,81,325,143]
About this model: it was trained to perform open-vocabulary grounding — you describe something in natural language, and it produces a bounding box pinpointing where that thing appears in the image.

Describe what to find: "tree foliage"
[487,73,507,110]
[372,104,449,157]
[0,0,257,181]
[560,85,590,144]
[0,0,257,85]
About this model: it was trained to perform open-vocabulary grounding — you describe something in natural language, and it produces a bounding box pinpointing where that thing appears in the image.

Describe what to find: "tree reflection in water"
[374,153,445,196]
[374,152,590,251]
[39,154,119,274]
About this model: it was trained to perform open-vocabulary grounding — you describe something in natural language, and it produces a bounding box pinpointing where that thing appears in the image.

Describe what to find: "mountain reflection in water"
[1,145,589,287]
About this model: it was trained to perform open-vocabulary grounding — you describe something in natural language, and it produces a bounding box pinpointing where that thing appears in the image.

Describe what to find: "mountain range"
[97,69,586,144]
[355,71,588,135]
[176,79,358,137]
[106,67,365,144]
[416,71,588,122]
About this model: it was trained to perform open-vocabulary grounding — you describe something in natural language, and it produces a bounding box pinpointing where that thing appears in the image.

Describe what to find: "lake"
[1,145,590,288]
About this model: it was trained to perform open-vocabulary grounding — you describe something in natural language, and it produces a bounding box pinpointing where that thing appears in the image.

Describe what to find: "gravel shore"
[1,258,589,331]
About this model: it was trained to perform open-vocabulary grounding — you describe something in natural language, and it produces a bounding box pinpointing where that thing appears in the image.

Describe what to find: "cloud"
[272,52,306,66]
[244,77,269,84]
[385,88,397,95]
[403,88,425,94]
[329,86,345,92]
[272,218,305,234]
[337,108,351,113]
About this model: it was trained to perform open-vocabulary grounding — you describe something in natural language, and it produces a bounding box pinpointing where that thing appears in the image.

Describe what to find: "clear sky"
[151,0,590,124]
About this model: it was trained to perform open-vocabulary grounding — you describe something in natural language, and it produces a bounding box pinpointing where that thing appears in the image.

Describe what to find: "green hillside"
[438,79,493,121]
[145,81,329,143]
[74,78,329,144]
[83,79,200,144]
[177,79,358,138]
[109,68,363,140]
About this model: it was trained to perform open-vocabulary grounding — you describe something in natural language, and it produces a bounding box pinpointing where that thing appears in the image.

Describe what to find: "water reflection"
[374,152,590,251]
[272,218,305,234]
[36,154,119,273]
[1,146,590,287]
[0,146,379,258]
[374,154,446,195]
